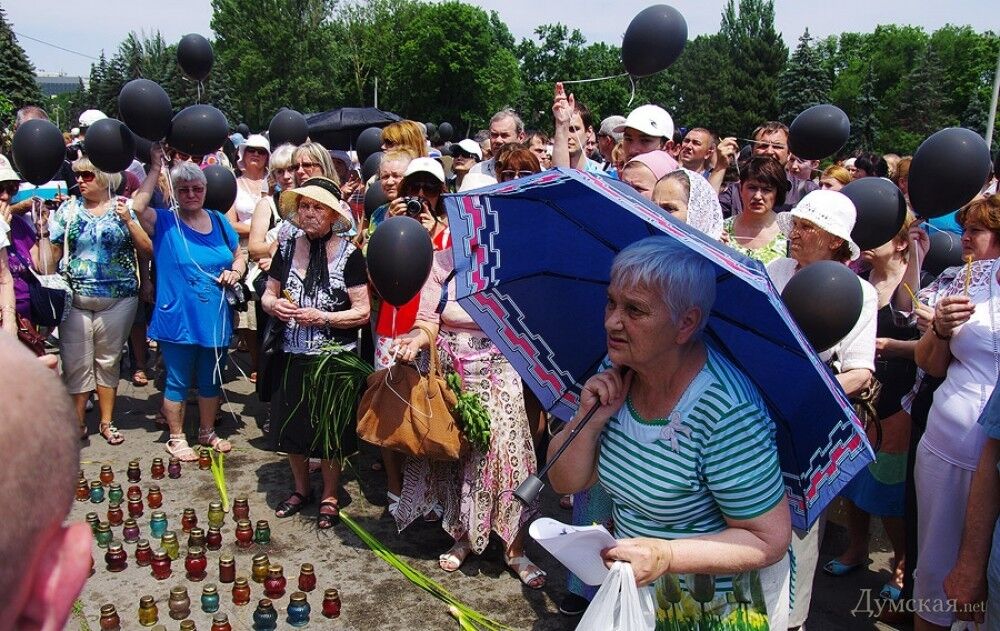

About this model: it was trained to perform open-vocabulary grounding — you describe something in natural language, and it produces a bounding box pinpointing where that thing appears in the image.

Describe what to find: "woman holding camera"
[132,143,245,460]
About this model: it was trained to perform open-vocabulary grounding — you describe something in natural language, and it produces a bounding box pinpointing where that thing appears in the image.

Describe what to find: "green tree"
[0,7,43,107]
[848,65,878,152]
[778,29,830,123]
[212,0,347,128]
[719,0,788,137]
[888,46,954,153]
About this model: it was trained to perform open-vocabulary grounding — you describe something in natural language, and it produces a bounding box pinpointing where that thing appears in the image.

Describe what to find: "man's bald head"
[0,335,87,626]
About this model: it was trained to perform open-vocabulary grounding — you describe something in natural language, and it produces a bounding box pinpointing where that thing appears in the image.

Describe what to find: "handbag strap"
[413,323,442,377]
[8,244,40,286]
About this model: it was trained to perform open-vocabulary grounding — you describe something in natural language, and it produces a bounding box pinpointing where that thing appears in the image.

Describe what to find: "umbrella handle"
[514,367,630,505]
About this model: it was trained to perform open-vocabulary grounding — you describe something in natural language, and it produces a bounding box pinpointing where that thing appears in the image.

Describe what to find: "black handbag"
[10,245,68,328]
[256,238,296,402]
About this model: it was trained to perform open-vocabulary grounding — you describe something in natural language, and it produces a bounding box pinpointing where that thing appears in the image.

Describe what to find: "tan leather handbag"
[356,325,465,460]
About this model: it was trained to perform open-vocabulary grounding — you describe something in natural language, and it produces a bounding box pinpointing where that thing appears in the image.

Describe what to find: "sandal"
[165,434,198,461]
[317,499,339,529]
[99,422,125,445]
[131,369,149,386]
[275,491,313,518]
[387,492,400,517]
[199,428,232,453]
[439,540,473,573]
[505,554,547,589]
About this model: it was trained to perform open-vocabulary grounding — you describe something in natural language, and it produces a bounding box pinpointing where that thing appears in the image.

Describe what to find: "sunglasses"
[294,161,322,171]
[405,180,440,194]
[500,170,535,180]
[0,182,19,195]
[170,150,203,163]
[272,167,296,177]
[74,171,96,183]
[244,147,268,156]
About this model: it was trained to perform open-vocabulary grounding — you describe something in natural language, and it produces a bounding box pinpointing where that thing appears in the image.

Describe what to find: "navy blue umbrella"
[444,168,873,529]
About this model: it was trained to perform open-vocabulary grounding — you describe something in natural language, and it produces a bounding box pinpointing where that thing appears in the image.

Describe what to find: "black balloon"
[168,105,229,157]
[781,260,864,352]
[177,33,214,81]
[438,122,454,142]
[133,133,152,164]
[356,127,383,163]
[621,4,687,77]
[118,79,173,141]
[842,177,907,250]
[364,181,388,217]
[425,122,438,141]
[84,118,136,173]
[237,123,251,138]
[909,127,992,219]
[12,120,66,185]
[788,104,850,160]
[924,229,965,277]
[268,109,309,147]
[367,216,434,306]
[203,165,237,212]
[362,151,383,182]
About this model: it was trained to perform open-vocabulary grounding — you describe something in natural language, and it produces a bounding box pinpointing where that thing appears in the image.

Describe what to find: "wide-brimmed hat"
[0,166,21,183]
[278,176,351,232]
[237,134,270,167]
[777,189,861,261]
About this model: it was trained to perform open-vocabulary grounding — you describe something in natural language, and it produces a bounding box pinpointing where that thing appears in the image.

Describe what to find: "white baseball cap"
[0,165,20,183]
[403,157,445,183]
[777,190,861,261]
[613,104,674,139]
[79,109,108,127]
[450,139,483,161]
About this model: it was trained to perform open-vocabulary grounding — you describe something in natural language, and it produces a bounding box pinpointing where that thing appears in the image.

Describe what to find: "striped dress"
[597,345,789,630]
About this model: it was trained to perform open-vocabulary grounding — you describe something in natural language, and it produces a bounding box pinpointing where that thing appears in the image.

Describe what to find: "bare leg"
[246,329,258,375]
[883,516,906,589]
[96,384,117,425]
[162,398,185,435]
[382,448,404,497]
[72,392,90,435]
[319,459,342,504]
[130,324,147,375]
[505,528,546,588]
[834,500,870,566]
[286,454,312,496]
[198,395,231,452]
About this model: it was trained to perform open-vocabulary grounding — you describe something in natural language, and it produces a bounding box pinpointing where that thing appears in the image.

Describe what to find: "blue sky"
[7,0,999,77]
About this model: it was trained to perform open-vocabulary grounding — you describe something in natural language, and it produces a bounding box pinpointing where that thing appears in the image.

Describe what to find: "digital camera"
[403,196,424,217]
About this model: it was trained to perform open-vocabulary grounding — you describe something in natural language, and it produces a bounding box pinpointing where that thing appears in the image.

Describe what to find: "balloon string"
[627,74,636,108]
[561,72,628,85]
[197,81,203,104]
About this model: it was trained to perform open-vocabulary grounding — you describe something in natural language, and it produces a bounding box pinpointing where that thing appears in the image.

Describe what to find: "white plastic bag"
[576,561,655,631]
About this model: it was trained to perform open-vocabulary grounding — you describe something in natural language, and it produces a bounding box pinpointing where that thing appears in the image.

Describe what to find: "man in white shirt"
[469,108,526,183]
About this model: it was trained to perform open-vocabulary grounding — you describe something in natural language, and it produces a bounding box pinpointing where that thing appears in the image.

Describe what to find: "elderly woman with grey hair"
[132,142,245,461]
[38,156,151,444]
[547,236,792,628]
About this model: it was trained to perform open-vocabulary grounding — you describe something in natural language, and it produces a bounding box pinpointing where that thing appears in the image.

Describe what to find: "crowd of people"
[1,85,1000,630]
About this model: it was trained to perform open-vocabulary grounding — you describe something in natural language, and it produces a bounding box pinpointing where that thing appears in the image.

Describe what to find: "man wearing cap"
[469,108,526,183]
[678,127,718,176]
[613,104,674,163]
[550,83,605,176]
[715,122,818,217]
[448,139,482,192]
[597,115,625,174]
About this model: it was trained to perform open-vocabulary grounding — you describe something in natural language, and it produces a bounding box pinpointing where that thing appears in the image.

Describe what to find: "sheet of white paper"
[528,517,618,586]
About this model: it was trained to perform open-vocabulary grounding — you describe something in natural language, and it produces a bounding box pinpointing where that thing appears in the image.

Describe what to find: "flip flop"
[879,583,902,601]
[131,369,149,386]
[822,558,870,576]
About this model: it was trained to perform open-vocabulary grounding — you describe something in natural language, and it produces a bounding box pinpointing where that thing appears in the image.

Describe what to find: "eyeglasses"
[294,161,322,171]
[176,186,205,195]
[170,150,202,163]
[74,171,96,183]
[272,167,295,177]
[244,147,268,156]
[405,180,440,194]
[500,170,535,180]
[0,182,19,195]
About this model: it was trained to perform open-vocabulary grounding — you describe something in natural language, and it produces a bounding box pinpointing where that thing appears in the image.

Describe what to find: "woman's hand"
[935,294,975,337]
[293,307,327,327]
[908,223,930,261]
[0,200,10,224]
[140,281,155,304]
[392,328,430,363]
[34,205,49,234]
[601,538,672,587]
[270,298,297,322]
[714,138,739,172]
[114,198,131,223]
[257,257,272,273]
[387,197,408,217]
[914,301,934,334]
[415,205,437,234]
[217,269,242,287]
[575,368,633,433]
[340,173,362,199]
[149,142,166,170]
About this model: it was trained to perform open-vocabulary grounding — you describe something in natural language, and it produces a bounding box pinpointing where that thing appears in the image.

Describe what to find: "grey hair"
[15,106,48,128]
[491,108,524,135]
[170,161,207,187]
[610,236,715,335]
[269,143,297,172]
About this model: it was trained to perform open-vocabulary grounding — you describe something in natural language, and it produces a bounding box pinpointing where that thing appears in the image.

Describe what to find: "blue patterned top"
[49,197,140,298]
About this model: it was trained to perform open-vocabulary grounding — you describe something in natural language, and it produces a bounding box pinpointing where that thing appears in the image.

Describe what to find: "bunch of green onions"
[340,512,511,630]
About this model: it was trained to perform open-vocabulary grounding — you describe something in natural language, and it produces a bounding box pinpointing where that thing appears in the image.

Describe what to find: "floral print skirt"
[394,328,538,553]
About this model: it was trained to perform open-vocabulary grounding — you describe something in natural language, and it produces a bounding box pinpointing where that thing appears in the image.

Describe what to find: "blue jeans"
[159,341,228,401]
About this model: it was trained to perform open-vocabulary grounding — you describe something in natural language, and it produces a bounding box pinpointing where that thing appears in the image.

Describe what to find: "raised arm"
[132,142,166,236]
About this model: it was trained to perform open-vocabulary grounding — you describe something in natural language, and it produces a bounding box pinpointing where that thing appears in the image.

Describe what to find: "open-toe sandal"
[99,422,125,445]
[506,554,547,589]
[438,540,473,573]
[275,491,313,518]
[199,428,232,453]
[165,435,199,461]
[317,500,339,529]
